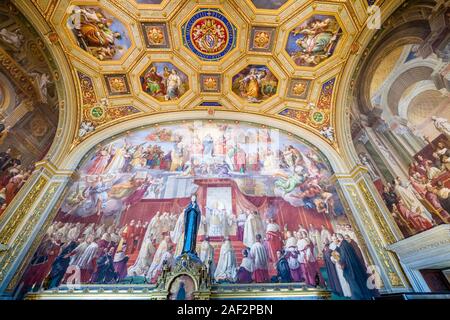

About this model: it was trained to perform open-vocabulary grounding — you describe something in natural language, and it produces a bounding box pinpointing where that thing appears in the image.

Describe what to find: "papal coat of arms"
[192,18,227,54]
[182,9,237,61]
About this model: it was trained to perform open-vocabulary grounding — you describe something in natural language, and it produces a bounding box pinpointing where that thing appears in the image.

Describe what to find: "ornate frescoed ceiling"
[3,0,450,300]
[21,0,380,151]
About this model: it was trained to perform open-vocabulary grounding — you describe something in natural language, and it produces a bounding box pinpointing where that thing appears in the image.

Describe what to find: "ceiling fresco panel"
[66,5,132,61]
[231,65,279,104]
[251,0,289,10]
[25,0,368,148]
[285,15,343,68]
[140,62,190,102]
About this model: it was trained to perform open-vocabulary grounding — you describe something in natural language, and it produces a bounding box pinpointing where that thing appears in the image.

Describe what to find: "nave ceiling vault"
[10,0,404,171]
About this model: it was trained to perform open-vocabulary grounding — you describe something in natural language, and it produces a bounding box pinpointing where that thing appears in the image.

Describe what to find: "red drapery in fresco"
[118,178,334,231]
[415,133,450,188]
[55,178,335,232]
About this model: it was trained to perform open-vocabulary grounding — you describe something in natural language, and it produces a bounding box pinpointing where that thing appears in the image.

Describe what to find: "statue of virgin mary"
[181,194,201,256]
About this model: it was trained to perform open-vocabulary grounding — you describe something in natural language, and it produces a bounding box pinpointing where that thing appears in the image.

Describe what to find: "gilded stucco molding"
[25,286,332,300]
[344,184,406,288]
[0,180,60,285]
[357,180,399,245]
[5,179,71,292]
[0,176,48,246]
[335,183,376,268]
[0,47,40,99]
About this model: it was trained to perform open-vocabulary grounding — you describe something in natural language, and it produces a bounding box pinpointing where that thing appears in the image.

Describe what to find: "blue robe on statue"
[182,200,201,255]
[338,240,373,300]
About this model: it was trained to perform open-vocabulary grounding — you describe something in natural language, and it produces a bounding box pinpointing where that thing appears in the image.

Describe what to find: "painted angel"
[274,166,307,195]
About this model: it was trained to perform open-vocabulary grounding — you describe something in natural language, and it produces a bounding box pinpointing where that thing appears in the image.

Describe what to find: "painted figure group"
[233,66,278,103]
[0,146,33,217]
[69,6,129,60]
[19,122,369,298]
[287,16,341,67]
[141,65,186,101]
[58,124,341,222]
[22,205,373,300]
[381,138,450,237]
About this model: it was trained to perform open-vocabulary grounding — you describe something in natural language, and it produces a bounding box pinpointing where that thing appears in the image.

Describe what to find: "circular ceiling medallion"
[182,8,237,61]
[84,103,107,124]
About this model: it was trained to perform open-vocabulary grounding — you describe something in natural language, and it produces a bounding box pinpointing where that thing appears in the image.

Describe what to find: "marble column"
[394,118,427,155]
[381,130,412,166]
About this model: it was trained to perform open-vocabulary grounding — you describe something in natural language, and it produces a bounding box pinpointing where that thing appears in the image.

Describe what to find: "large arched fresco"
[19,120,375,299]
[0,1,59,217]
[351,12,450,240]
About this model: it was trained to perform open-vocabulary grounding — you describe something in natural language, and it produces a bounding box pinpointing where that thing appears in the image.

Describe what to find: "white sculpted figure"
[431,116,450,139]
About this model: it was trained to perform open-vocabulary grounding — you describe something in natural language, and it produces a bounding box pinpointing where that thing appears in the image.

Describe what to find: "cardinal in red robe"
[265,218,283,262]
